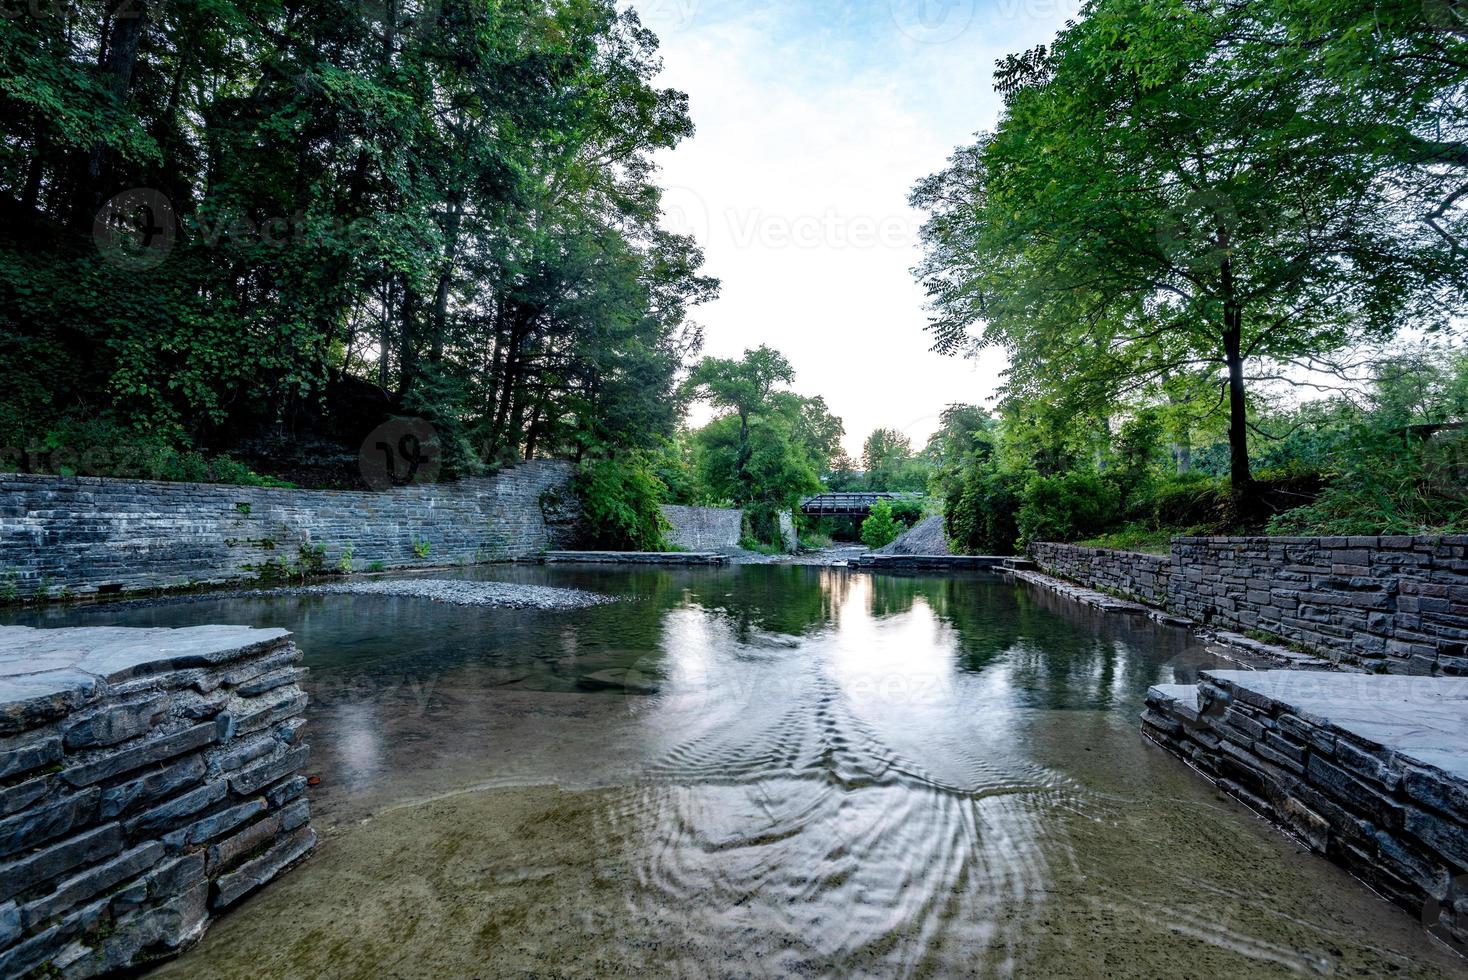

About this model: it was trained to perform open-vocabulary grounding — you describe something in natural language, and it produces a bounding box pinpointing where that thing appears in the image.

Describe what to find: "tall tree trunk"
[72,1,151,227]
[1222,309,1253,498]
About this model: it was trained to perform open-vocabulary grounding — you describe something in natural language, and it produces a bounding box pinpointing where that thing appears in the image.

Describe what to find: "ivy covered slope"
[0,0,715,486]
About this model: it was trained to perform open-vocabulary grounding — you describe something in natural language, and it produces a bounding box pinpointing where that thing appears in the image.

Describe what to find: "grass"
[1074,526,1180,555]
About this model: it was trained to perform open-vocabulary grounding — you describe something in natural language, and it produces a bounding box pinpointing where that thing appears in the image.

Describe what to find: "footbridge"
[799,492,920,518]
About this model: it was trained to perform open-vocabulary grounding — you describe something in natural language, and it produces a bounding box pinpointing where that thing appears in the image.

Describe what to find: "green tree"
[860,498,902,549]
[912,0,1467,512]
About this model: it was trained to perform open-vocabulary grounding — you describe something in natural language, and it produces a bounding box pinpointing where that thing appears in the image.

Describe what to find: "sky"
[625,0,1080,456]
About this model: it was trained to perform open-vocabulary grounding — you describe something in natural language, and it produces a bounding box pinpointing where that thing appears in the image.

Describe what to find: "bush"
[860,498,902,548]
[575,454,670,551]
[945,468,1025,555]
[1139,473,1228,528]
[1017,471,1122,546]
[11,416,292,487]
[1267,426,1466,535]
[888,497,925,527]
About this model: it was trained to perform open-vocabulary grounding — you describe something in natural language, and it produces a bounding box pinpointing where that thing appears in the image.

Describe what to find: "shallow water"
[12,566,1466,977]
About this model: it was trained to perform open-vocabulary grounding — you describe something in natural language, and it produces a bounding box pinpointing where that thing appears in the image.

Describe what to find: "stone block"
[0,823,124,903]
[0,788,99,859]
[0,735,61,782]
[124,780,227,838]
[61,696,169,750]
[1405,806,1468,870]
[60,722,216,787]
[99,756,206,820]
[1307,754,1403,830]
[176,797,267,848]
[229,745,309,797]
[211,826,316,910]
[19,840,164,932]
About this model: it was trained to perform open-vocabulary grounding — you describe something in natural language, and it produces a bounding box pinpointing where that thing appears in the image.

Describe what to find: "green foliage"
[685,347,828,522]
[11,417,291,486]
[860,498,902,549]
[945,468,1025,556]
[0,0,716,479]
[297,543,327,578]
[337,545,355,575]
[912,0,1468,504]
[411,539,432,561]
[1016,473,1123,547]
[576,455,670,552]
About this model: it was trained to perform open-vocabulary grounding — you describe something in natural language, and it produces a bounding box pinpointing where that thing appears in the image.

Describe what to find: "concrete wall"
[660,505,743,552]
[1030,536,1468,676]
[0,462,577,600]
[0,625,314,977]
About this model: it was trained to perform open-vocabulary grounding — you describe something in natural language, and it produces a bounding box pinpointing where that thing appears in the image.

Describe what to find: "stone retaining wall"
[659,505,743,552]
[1144,670,1468,953]
[0,462,577,601]
[1029,542,1170,606]
[0,625,314,977]
[1031,536,1468,675]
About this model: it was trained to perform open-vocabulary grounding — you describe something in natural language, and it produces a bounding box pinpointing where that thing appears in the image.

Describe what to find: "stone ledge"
[1145,670,1468,952]
[0,626,314,978]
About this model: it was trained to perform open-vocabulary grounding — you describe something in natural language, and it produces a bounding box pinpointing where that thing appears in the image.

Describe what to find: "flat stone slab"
[0,626,291,706]
[1204,670,1468,781]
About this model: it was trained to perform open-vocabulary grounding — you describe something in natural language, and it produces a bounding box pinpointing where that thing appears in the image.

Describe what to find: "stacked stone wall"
[0,626,314,977]
[1031,536,1468,675]
[1144,673,1468,952]
[0,461,577,600]
[1028,542,1170,607]
[660,505,743,552]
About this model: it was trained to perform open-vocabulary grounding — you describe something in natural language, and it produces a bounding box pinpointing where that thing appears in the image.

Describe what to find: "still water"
[11,566,1465,977]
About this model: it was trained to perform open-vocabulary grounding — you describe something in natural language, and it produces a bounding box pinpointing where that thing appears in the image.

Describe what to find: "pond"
[8,566,1464,977]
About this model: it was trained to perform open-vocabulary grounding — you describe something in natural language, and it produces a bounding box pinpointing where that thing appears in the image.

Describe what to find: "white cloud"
[630,0,1071,454]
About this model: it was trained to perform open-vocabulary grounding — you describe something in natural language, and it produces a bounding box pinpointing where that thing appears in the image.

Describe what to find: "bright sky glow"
[627,0,1079,455]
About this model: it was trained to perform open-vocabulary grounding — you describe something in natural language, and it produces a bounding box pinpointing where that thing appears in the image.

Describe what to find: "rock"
[575,670,660,695]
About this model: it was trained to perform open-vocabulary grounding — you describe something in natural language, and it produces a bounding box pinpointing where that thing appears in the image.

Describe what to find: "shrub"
[1017,471,1122,546]
[945,468,1024,555]
[576,454,670,552]
[861,499,902,548]
[1139,473,1228,528]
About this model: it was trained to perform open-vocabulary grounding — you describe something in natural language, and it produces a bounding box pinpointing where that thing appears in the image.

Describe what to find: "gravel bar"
[270,578,614,609]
